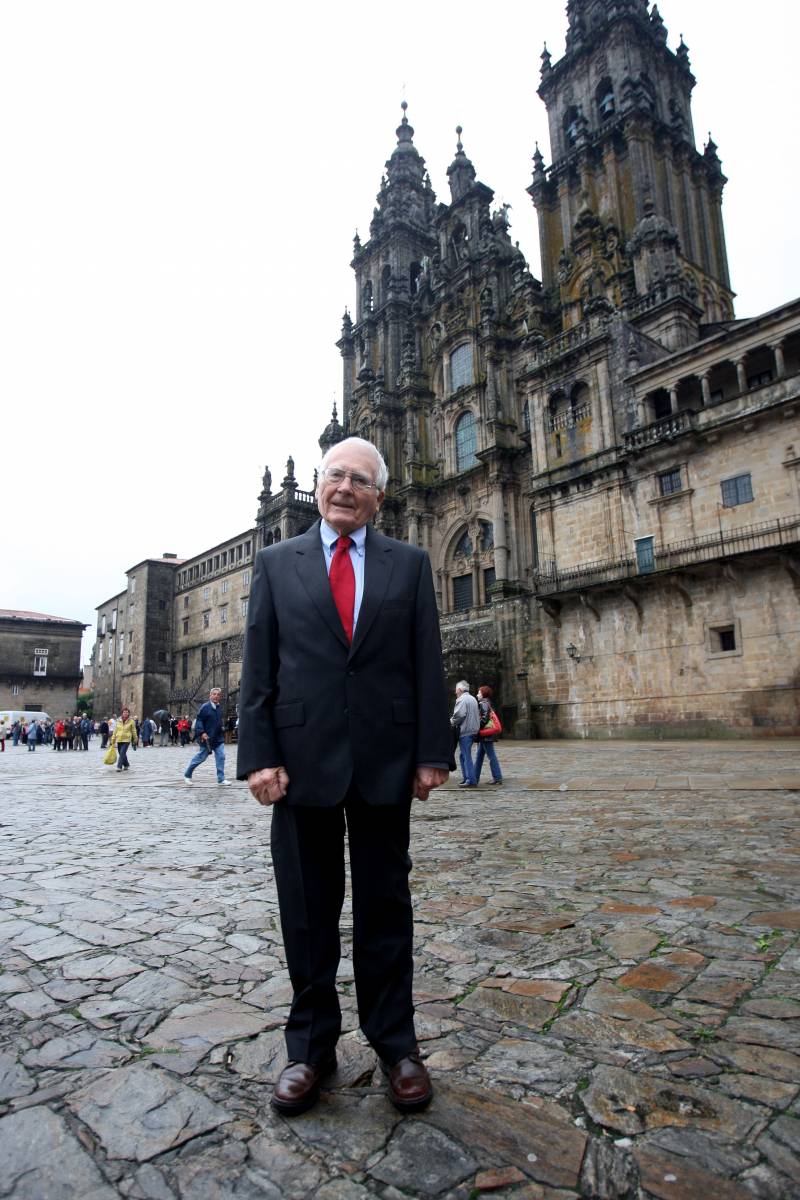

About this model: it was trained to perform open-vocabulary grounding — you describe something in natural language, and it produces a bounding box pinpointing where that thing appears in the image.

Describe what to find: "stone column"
[735,358,748,394]
[492,485,509,581]
[407,511,419,548]
[700,372,711,407]
[669,386,679,414]
[772,340,786,379]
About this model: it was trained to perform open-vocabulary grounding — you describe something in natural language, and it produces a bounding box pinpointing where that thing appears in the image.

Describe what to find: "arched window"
[596,78,615,120]
[455,528,473,558]
[479,520,494,551]
[450,343,473,392]
[455,411,478,471]
[563,105,581,147]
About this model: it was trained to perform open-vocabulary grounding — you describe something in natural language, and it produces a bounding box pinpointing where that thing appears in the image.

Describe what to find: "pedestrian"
[0,719,6,752]
[11,721,21,747]
[183,689,229,785]
[27,720,37,751]
[177,715,190,746]
[451,680,480,788]
[110,707,137,771]
[159,713,170,747]
[54,718,65,751]
[237,436,453,1117]
[140,717,154,747]
[99,718,110,749]
[80,715,91,751]
[474,684,503,786]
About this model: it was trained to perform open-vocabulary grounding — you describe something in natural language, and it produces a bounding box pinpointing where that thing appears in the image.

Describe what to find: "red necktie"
[329,536,355,643]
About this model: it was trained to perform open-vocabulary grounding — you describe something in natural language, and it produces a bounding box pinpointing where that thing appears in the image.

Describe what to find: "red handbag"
[479,707,502,738]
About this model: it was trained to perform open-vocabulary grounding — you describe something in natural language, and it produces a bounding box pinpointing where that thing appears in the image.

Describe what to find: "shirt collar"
[320,519,367,556]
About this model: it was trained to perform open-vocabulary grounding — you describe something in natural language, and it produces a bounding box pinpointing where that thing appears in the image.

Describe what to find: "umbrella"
[153,709,170,720]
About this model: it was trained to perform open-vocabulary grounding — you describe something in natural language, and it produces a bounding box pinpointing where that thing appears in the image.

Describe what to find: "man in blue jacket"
[183,687,230,785]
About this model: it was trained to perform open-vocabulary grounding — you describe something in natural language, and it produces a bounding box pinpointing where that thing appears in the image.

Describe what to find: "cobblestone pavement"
[1,738,799,1200]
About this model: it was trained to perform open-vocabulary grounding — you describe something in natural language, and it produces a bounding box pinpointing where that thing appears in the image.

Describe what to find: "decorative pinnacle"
[400,99,408,122]
[456,125,463,152]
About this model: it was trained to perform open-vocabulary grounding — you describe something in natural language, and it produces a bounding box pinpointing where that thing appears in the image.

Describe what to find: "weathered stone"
[471,1036,586,1096]
[22,1030,132,1070]
[369,1122,477,1196]
[423,1079,588,1190]
[0,1107,116,1199]
[474,1165,527,1190]
[711,1042,800,1083]
[667,1056,719,1079]
[667,896,717,910]
[112,968,197,1009]
[502,979,572,1002]
[66,1063,231,1160]
[582,1065,766,1139]
[17,932,89,961]
[756,1114,800,1182]
[617,963,686,992]
[744,910,800,930]
[549,1010,691,1054]
[579,1139,637,1200]
[680,977,752,1007]
[634,1148,754,1200]
[6,988,60,1018]
[130,1164,176,1200]
[62,953,148,981]
[228,1029,285,1081]
[147,996,274,1055]
[720,1073,798,1108]
[581,980,663,1021]
[599,901,661,915]
[458,985,552,1028]
[740,997,800,1019]
[0,1050,35,1100]
[289,1093,400,1162]
[600,928,662,962]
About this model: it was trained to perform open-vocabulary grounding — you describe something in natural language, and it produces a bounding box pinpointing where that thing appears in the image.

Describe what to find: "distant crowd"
[0,712,238,752]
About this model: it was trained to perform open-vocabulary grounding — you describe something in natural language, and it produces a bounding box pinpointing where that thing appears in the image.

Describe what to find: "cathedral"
[92,0,800,737]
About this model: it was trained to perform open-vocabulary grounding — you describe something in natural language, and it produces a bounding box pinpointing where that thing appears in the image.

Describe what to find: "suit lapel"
[350,525,393,658]
[293,522,350,650]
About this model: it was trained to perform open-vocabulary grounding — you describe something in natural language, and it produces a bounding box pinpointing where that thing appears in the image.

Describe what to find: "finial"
[400,99,408,122]
[456,125,463,152]
[331,399,338,421]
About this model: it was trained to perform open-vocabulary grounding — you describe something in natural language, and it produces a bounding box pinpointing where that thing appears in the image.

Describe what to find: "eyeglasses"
[320,467,379,493]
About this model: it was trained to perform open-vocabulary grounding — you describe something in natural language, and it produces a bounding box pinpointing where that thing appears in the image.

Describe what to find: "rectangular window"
[658,468,683,496]
[129,601,135,617]
[203,611,210,629]
[245,540,251,557]
[201,647,208,672]
[530,511,539,570]
[182,651,188,680]
[242,569,250,587]
[708,622,741,657]
[220,605,228,624]
[214,555,220,570]
[206,559,212,574]
[183,618,189,635]
[118,633,124,658]
[238,544,243,561]
[11,684,20,696]
[710,388,724,404]
[130,577,136,594]
[33,654,48,676]
[222,551,227,566]
[748,369,772,389]
[101,614,106,635]
[201,562,206,577]
[450,343,473,392]
[111,609,117,631]
[635,536,655,574]
[241,597,249,618]
[158,599,166,611]
[483,567,496,601]
[99,644,104,665]
[203,586,210,600]
[721,473,753,508]
[128,654,132,665]
[221,579,229,594]
[184,595,189,609]
[453,574,474,612]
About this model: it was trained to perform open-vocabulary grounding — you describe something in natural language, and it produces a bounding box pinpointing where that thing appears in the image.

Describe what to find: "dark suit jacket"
[195,701,224,748]
[236,520,453,805]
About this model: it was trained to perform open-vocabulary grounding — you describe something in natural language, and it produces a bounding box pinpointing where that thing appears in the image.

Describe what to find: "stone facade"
[0,610,86,717]
[90,0,800,737]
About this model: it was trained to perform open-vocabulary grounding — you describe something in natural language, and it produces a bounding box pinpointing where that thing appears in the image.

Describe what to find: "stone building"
[91,0,800,736]
[0,610,87,716]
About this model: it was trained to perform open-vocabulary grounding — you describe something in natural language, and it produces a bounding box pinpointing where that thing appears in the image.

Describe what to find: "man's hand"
[412,766,449,802]
[248,766,290,807]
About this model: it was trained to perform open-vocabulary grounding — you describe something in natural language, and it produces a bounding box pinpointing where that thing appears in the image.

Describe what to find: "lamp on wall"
[565,642,581,662]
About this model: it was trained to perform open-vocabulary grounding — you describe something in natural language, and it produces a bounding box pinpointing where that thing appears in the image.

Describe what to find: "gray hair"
[319,437,388,491]
[456,680,471,693]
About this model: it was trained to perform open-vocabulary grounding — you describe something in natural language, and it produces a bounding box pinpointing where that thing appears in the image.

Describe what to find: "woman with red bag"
[475,685,503,786]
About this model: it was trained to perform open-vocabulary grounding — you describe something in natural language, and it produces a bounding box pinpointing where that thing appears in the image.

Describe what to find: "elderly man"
[183,688,230,785]
[237,436,453,1117]
[451,680,480,788]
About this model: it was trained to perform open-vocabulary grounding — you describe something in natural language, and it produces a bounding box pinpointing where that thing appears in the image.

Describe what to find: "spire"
[540,42,552,78]
[532,142,545,181]
[446,125,476,202]
[318,401,345,457]
[385,100,426,189]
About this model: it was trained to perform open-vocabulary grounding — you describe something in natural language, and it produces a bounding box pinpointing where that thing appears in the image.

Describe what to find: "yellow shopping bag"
[103,746,117,765]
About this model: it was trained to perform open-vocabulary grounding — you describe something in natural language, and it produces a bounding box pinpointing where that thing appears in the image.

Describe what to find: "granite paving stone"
[1,738,799,1197]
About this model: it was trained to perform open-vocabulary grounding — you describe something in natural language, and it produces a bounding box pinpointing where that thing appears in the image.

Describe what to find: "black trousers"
[270,786,415,1068]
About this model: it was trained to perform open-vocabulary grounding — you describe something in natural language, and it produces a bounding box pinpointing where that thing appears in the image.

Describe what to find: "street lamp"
[566,642,581,662]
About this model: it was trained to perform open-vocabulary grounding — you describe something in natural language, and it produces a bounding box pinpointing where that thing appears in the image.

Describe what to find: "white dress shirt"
[320,519,366,631]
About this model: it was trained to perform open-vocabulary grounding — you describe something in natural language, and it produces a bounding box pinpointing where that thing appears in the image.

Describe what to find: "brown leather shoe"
[382,1052,433,1112]
[271,1055,337,1116]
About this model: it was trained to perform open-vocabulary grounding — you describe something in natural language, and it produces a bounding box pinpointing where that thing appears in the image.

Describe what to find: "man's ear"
[375,490,386,510]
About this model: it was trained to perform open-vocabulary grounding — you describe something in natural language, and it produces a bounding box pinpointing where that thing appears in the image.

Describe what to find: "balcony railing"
[549,402,592,432]
[624,409,695,450]
[535,514,800,596]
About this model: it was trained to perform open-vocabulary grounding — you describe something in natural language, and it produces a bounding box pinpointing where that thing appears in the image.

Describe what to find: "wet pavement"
[1,737,799,1200]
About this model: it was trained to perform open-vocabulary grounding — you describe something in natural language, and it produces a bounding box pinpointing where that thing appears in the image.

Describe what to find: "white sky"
[2,1,799,665]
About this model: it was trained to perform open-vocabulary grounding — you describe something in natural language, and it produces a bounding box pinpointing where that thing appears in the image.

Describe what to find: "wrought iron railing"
[535,514,800,595]
[169,635,244,707]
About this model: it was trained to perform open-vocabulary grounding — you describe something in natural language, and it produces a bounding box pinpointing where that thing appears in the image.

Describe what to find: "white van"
[0,710,52,729]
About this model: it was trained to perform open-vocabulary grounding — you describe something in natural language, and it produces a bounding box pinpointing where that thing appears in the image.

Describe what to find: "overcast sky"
[3,0,799,665]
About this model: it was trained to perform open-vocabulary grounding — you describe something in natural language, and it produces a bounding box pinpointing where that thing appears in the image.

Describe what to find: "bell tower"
[529,0,733,344]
